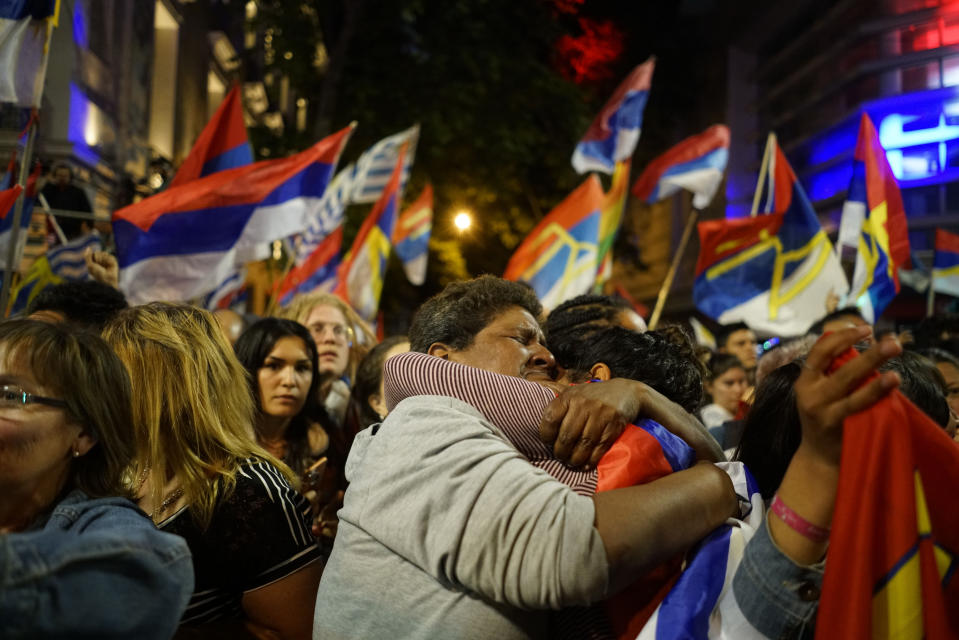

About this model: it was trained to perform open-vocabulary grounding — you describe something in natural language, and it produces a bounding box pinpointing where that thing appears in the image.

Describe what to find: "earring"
[73,448,80,458]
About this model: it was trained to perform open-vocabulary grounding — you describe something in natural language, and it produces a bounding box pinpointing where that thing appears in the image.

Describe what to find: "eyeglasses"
[308,322,354,344]
[0,384,68,409]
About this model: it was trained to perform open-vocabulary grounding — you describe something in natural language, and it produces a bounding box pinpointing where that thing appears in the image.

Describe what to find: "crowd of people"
[1,263,957,640]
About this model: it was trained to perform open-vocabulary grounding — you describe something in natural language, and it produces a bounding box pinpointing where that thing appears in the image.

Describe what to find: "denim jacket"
[732,515,825,639]
[0,490,194,640]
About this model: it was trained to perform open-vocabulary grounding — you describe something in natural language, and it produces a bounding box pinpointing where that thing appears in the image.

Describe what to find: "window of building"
[902,185,941,215]
[902,60,942,91]
[901,20,942,52]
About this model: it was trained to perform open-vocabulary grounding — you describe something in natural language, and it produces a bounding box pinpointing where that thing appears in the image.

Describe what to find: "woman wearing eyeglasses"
[102,304,322,640]
[0,319,193,639]
[280,293,376,427]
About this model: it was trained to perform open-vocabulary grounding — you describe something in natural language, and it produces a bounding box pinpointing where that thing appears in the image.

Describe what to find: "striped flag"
[113,125,353,304]
[277,227,342,307]
[932,228,959,298]
[817,346,959,638]
[169,84,253,188]
[844,113,911,322]
[595,160,630,286]
[296,164,352,265]
[392,183,433,286]
[0,0,59,107]
[632,124,730,209]
[335,146,405,320]
[46,230,102,279]
[350,125,418,204]
[504,175,604,310]
[572,58,654,175]
[694,137,848,336]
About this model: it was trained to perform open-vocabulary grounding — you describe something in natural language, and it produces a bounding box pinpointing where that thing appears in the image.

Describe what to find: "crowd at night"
[1,1,958,639]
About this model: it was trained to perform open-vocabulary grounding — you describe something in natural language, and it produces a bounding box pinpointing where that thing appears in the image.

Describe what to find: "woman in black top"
[103,303,321,639]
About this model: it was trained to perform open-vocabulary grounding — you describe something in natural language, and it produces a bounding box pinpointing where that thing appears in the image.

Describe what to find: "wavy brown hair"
[102,303,294,529]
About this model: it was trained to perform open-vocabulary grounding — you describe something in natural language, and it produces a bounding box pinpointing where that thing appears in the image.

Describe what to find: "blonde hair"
[279,293,376,383]
[102,302,295,529]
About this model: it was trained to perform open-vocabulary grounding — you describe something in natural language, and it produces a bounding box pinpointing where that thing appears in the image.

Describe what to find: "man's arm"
[540,379,725,466]
[594,460,738,593]
[355,396,736,608]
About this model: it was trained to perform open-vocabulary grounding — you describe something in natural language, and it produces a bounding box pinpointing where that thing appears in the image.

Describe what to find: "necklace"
[136,467,185,520]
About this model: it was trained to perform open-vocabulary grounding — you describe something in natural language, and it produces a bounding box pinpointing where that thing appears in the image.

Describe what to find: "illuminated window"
[902,61,941,91]
[901,21,941,52]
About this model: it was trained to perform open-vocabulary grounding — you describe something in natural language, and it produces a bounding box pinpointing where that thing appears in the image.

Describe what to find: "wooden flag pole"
[0,117,38,315]
[648,206,699,330]
[927,271,936,317]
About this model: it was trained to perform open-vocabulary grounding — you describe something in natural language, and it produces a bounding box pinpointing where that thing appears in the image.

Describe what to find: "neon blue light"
[797,86,959,206]
[72,1,87,49]
[67,83,100,167]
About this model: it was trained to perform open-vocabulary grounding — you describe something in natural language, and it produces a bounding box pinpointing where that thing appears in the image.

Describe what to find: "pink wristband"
[770,494,831,543]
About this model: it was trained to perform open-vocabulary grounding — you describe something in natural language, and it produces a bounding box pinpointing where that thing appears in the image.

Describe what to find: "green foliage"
[249,0,594,321]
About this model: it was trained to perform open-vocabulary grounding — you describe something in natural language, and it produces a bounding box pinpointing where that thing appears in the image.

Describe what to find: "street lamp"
[454,210,472,231]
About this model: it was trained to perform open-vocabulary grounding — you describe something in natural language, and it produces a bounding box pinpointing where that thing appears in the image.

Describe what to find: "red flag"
[169,84,252,188]
[816,348,959,638]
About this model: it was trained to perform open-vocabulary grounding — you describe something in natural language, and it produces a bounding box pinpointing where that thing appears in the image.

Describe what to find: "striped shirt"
[384,352,599,496]
[159,458,321,626]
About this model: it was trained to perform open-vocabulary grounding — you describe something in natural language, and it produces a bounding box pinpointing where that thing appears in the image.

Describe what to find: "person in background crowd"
[40,163,93,241]
[736,341,953,502]
[545,294,647,352]
[26,280,128,330]
[347,335,411,430]
[214,308,249,347]
[912,313,959,355]
[917,347,959,422]
[280,293,376,427]
[234,318,330,475]
[0,319,193,639]
[314,276,738,640]
[234,318,338,539]
[809,306,870,336]
[716,321,758,373]
[700,353,748,430]
[103,303,321,640]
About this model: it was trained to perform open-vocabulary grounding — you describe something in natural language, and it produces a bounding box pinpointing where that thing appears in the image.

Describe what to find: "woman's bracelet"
[770,494,831,543]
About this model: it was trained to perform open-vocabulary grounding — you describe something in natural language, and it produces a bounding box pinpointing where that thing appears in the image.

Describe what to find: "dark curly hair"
[348,335,410,430]
[545,294,637,345]
[27,280,128,331]
[409,275,543,353]
[549,325,704,413]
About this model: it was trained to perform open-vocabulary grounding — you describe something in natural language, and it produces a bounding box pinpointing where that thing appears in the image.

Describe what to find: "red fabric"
[596,425,676,491]
[597,426,685,638]
[816,348,959,639]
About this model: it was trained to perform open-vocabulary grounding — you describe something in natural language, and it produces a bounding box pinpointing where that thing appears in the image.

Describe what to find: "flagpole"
[648,205,699,330]
[0,117,38,314]
[927,272,936,317]
[749,133,776,217]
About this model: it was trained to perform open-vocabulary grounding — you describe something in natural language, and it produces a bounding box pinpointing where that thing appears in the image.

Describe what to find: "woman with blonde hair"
[280,293,376,426]
[102,303,321,639]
